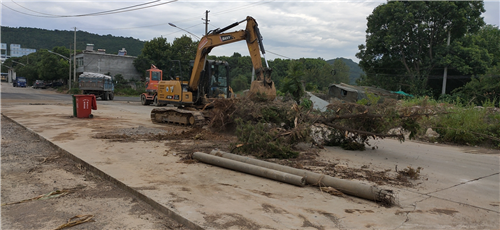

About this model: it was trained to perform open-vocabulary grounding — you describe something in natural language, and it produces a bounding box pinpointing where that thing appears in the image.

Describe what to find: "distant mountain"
[326,58,365,85]
[1,26,145,56]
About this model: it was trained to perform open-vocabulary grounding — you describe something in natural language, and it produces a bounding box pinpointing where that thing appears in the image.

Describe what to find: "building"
[74,44,140,81]
[328,83,398,103]
[1,43,8,63]
[9,44,36,57]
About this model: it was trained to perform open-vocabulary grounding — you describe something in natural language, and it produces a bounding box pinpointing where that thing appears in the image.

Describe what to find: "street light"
[11,60,26,66]
[48,50,72,90]
[168,23,201,40]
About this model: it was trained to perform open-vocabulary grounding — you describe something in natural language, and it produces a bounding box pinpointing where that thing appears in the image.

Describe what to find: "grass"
[401,97,500,148]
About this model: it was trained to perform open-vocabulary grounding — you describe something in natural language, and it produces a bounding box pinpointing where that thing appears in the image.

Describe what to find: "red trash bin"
[74,95,97,118]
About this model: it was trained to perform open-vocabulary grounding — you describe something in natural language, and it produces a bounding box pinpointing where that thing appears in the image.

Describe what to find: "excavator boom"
[189,16,276,101]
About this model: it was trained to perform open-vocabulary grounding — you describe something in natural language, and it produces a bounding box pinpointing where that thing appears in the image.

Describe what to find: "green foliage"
[326,58,364,85]
[356,92,381,106]
[68,87,81,94]
[133,35,197,81]
[432,105,499,146]
[400,96,500,147]
[232,118,299,159]
[1,27,144,56]
[451,70,500,107]
[356,1,486,95]
[5,48,70,84]
[281,61,305,103]
[331,59,350,84]
[300,98,313,110]
[230,74,250,92]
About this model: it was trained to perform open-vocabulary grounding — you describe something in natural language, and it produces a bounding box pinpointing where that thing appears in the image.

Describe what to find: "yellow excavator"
[151,16,276,125]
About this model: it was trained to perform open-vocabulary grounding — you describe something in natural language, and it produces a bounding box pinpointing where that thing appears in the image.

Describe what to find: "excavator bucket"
[249,80,276,101]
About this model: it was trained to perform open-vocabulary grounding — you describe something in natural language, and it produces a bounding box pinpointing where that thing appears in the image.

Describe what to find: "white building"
[75,44,140,80]
[9,44,36,57]
[1,43,8,63]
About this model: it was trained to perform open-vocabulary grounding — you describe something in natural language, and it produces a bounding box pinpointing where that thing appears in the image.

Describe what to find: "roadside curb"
[1,113,204,230]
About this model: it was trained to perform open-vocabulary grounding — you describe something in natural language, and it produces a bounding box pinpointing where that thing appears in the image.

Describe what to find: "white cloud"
[1,0,498,63]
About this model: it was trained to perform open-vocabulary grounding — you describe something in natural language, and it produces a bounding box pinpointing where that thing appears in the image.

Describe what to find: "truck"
[140,65,163,106]
[13,77,27,87]
[79,72,114,100]
[150,16,276,125]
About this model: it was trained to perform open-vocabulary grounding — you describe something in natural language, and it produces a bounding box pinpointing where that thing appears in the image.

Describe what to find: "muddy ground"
[1,116,189,230]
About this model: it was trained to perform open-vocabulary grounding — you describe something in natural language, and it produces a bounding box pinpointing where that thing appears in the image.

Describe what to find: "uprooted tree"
[205,95,445,159]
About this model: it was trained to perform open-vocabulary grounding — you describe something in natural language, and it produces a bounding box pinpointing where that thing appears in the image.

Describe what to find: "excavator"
[151,16,276,126]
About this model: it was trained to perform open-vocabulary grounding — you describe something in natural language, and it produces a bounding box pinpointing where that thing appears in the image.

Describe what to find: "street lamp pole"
[48,50,71,90]
[168,23,201,40]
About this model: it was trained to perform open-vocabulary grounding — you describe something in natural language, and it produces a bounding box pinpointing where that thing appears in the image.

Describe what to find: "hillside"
[326,58,365,85]
[1,26,145,56]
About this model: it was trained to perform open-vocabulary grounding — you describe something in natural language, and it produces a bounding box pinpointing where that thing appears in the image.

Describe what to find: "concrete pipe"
[210,150,395,205]
[193,152,306,187]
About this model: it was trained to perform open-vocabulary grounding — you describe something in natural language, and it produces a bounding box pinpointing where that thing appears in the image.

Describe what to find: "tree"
[356,1,485,95]
[331,59,350,84]
[281,61,305,103]
[133,37,172,78]
[170,35,198,80]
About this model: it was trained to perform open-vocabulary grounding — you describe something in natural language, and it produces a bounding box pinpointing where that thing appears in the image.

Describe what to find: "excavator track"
[150,107,205,126]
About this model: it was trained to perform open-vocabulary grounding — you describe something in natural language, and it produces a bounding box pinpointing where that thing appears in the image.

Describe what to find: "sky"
[1,0,499,63]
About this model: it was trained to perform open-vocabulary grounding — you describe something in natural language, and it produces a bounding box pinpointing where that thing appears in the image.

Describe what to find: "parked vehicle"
[79,72,114,100]
[51,82,64,87]
[33,80,46,89]
[140,64,163,105]
[1,73,7,82]
[46,81,64,88]
[13,77,27,87]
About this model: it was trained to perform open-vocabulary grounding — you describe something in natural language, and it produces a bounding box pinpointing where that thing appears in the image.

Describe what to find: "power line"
[267,50,292,59]
[3,0,178,18]
[10,0,162,17]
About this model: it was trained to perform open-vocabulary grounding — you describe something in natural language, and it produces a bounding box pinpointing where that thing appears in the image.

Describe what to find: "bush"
[232,119,299,159]
[404,98,500,148]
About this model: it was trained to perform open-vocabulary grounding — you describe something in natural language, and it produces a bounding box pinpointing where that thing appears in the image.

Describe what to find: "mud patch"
[203,213,263,230]
[345,209,374,214]
[429,208,459,216]
[395,208,457,216]
[251,190,274,198]
[262,203,288,214]
[52,131,77,141]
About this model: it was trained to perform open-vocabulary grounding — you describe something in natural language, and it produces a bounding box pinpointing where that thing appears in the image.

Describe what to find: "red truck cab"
[141,65,163,105]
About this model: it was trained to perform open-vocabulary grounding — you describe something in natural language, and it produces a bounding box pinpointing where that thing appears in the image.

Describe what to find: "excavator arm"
[189,16,276,100]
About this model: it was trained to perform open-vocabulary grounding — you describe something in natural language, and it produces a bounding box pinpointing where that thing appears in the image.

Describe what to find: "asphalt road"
[1,83,140,103]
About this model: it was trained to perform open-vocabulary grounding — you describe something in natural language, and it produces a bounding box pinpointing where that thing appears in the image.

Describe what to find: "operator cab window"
[151,71,161,81]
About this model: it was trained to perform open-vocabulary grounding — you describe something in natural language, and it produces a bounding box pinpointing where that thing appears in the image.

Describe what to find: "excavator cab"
[206,60,230,99]
[190,60,231,100]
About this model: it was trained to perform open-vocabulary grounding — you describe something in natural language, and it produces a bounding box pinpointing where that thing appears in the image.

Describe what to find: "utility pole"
[203,10,210,35]
[69,44,72,90]
[73,27,77,85]
[441,30,451,95]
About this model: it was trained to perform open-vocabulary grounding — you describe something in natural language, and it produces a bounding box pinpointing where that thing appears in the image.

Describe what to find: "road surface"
[2,82,499,229]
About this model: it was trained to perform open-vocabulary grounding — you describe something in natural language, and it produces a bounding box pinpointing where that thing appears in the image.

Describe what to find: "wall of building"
[75,52,141,80]
[9,44,36,57]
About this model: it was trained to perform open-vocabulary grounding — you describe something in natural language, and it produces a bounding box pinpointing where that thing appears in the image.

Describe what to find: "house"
[74,44,140,81]
[328,83,398,103]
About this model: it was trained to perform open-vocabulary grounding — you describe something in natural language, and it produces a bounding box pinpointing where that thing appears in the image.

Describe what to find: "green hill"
[326,58,365,85]
[1,26,145,56]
